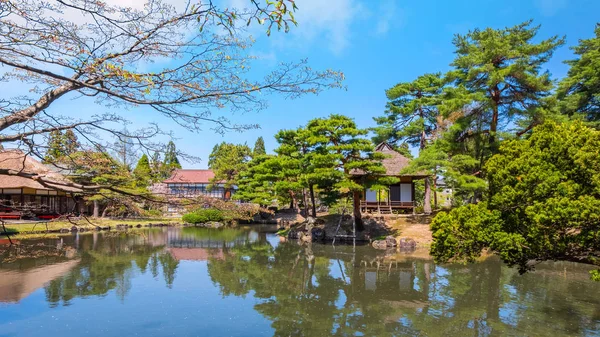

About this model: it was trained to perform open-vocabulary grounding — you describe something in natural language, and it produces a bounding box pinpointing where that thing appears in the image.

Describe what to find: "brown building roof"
[375,143,412,176]
[0,150,80,191]
[352,143,428,178]
[163,169,215,184]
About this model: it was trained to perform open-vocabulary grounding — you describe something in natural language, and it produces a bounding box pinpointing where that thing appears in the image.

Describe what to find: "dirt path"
[387,215,433,247]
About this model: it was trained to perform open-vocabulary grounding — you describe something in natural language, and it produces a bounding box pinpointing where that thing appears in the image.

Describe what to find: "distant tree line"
[44,131,182,217]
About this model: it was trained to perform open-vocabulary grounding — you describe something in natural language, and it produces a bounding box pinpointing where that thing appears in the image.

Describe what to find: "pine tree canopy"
[374,73,445,149]
[253,137,267,156]
[208,142,252,190]
[447,20,565,145]
[163,141,182,172]
[557,24,600,126]
[133,154,152,187]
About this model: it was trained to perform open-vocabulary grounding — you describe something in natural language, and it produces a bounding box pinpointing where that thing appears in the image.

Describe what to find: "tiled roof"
[163,169,215,184]
[0,150,80,191]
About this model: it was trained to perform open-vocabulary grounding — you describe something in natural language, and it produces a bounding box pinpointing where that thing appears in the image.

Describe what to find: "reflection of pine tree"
[158,252,179,289]
[150,254,160,279]
[115,268,133,303]
[43,234,166,306]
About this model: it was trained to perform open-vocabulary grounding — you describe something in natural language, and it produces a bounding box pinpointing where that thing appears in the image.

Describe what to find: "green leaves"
[209,142,252,190]
[430,121,600,279]
[557,24,600,126]
[133,154,152,188]
[430,203,503,264]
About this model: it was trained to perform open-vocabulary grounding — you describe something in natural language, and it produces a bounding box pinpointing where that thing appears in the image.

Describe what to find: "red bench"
[0,214,21,219]
[38,214,60,220]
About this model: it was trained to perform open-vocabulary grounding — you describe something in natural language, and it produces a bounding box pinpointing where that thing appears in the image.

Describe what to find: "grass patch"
[0,217,179,235]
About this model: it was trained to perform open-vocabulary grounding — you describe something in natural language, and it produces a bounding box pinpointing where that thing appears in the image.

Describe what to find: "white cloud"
[229,0,361,55]
[533,0,567,17]
[374,0,399,36]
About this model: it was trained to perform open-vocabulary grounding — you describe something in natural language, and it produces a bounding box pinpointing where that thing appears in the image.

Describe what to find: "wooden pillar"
[411,181,416,215]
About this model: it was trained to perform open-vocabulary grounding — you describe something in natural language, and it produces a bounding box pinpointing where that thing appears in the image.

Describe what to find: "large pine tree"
[133,154,152,188]
[374,73,445,214]
[307,114,392,230]
[274,128,317,216]
[447,20,564,152]
[208,142,252,199]
[557,24,600,126]
[44,130,65,163]
[163,141,182,176]
[253,137,267,157]
[63,129,80,156]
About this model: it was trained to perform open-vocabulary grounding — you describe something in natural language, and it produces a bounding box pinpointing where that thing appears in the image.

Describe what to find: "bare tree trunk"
[93,200,99,218]
[302,188,309,217]
[353,191,364,231]
[101,203,110,218]
[289,191,299,213]
[424,177,432,215]
[309,184,317,218]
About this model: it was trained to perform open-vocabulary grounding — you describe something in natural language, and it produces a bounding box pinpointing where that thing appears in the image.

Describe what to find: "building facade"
[162,169,234,199]
[0,150,81,219]
[353,143,429,214]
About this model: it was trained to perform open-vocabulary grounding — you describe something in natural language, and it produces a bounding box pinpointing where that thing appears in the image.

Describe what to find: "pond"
[0,226,599,337]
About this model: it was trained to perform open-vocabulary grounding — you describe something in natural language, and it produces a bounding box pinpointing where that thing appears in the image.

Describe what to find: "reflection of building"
[0,150,82,219]
[0,260,80,303]
[167,248,224,261]
[352,143,429,214]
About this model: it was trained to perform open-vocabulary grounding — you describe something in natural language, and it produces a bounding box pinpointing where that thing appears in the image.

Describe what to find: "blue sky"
[196,0,598,167]
[5,0,599,168]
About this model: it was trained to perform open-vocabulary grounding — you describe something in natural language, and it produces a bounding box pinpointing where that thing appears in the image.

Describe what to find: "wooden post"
[377,189,380,214]
[412,181,416,215]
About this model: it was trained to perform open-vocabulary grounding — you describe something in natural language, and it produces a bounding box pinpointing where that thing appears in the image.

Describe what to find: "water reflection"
[0,227,599,336]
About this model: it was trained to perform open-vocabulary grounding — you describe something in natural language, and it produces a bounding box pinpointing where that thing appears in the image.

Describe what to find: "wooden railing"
[360,201,415,213]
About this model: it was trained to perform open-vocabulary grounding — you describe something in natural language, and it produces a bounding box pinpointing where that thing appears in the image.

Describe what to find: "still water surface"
[0,226,599,337]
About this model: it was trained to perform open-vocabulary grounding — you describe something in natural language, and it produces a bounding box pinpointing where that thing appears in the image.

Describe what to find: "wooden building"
[162,169,235,200]
[353,143,428,214]
[0,150,81,219]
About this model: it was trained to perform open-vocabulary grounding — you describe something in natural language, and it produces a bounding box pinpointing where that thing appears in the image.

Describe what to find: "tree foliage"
[133,154,152,188]
[557,24,600,126]
[374,73,445,213]
[253,136,267,157]
[431,121,600,279]
[374,73,444,149]
[447,20,564,147]
[234,154,279,207]
[208,142,252,197]
[162,141,182,176]
[43,129,80,163]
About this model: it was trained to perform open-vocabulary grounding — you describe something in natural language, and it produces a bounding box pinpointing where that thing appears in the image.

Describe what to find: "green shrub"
[182,209,224,224]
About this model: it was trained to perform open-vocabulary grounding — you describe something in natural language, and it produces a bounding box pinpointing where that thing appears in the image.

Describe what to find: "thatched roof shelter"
[352,143,429,178]
[0,150,80,192]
